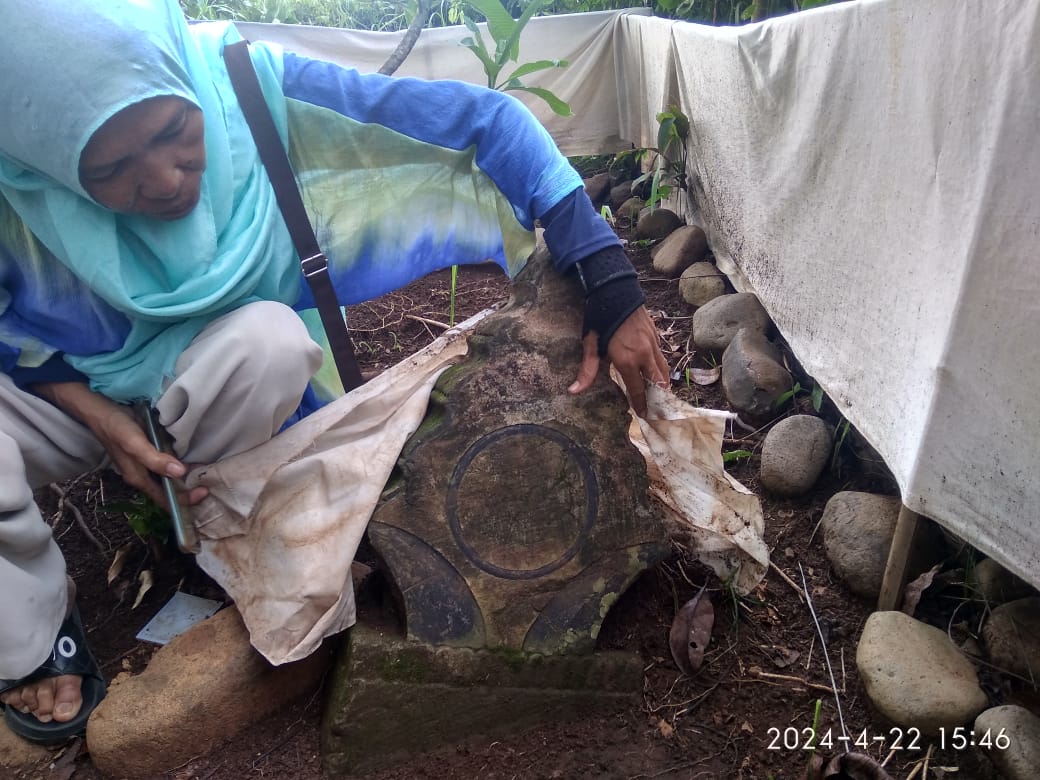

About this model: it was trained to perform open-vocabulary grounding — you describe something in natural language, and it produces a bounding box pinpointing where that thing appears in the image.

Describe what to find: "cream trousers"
[0,302,322,679]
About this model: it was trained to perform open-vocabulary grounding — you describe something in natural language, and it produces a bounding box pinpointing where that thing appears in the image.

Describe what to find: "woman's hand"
[567,306,670,417]
[30,382,208,509]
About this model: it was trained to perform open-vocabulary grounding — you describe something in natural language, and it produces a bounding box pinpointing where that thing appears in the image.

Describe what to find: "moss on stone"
[380,651,432,684]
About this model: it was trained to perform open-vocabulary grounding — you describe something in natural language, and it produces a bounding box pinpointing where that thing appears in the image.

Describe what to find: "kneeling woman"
[0,0,667,742]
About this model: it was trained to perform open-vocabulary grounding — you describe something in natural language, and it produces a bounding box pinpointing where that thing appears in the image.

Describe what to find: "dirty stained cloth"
[185,313,485,664]
[189,318,766,665]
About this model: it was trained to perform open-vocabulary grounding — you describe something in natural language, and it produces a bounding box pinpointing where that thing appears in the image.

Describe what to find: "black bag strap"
[222,40,364,392]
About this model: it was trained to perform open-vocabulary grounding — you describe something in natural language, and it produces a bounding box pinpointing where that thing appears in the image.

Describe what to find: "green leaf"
[459,22,498,87]
[810,382,824,413]
[657,116,675,155]
[723,449,754,463]
[496,0,547,67]
[774,381,801,409]
[647,167,664,211]
[502,59,568,82]
[800,0,832,8]
[504,85,572,116]
[464,0,518,47]
[111,496,172,540]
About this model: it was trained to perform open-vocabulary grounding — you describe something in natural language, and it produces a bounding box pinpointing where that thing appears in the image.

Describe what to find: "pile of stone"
[594,173,1040,779]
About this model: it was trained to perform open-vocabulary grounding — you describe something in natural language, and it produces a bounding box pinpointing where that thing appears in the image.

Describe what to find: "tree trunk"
[378,0,433,76]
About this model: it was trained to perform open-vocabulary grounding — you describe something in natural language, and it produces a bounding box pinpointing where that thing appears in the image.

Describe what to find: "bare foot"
[0,675,83,723]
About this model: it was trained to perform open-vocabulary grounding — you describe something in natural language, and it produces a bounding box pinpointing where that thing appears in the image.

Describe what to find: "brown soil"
[21,218,1009,780]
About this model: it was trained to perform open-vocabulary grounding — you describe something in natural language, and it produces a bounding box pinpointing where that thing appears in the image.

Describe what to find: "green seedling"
[806,698,822,773]
[775,379,825,412]
[449,264,459,327]
[775,381,801,409]
[458,0,572,115]
[108,495,172,541]
[630,105,690,214]
[830,418,851,472]
[722,449,754,464]
[810,381,824,413]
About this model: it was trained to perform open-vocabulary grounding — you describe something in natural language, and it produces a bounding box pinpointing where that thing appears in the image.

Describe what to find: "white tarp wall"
[244,0,1040,588]
[614,0,1040,589]
[237,9,651,155]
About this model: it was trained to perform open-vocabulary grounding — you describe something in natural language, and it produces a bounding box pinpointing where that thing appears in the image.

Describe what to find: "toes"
[2,683,37,715]
[1,675,83,723]
[52,675,83,722]
[34,681,56,722]
[18,684,39,714]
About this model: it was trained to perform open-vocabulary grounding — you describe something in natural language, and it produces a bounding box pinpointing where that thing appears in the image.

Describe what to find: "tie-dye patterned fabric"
[0,13,591,413]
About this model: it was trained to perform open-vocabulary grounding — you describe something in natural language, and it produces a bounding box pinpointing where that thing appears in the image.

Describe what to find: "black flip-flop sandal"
[0,607,107,744]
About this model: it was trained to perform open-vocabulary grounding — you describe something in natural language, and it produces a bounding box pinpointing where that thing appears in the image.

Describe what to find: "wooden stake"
[877,504,922,611]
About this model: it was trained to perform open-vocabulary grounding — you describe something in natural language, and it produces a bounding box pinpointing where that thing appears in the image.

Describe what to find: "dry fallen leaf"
[901,563,942,616]
[48,736,82,780]
[689,366,721,386]
[769,645,801,669]
[668,585,715,675]
[107,542,133,585]
[132,569,154,609]
[805,753,825,780]
[739,720,754,735]
[822,751,894,779]
[656,719,674,738]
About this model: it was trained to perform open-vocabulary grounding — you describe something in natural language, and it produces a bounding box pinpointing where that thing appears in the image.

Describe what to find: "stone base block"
[321,624,642,776]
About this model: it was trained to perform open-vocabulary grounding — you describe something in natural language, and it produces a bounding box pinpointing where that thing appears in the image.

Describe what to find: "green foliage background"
[179,0,845,29]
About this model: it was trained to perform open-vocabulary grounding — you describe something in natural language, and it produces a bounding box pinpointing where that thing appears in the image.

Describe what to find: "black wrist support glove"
[572,244,646,357]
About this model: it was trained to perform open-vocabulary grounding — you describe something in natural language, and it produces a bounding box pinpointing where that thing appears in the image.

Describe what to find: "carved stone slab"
[367,243,670,654]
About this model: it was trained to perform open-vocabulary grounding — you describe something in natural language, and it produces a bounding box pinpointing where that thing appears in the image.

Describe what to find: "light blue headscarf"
[0,0,297,401]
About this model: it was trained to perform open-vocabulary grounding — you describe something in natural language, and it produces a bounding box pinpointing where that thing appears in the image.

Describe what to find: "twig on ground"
[751,670,835,695]
[49,482,105,555]
[675,557,701,590]
[799,563,850,752]
[732,414,789,439]
[808,512,825,545]
[405,313,450,331]
[904,743,934,779]
[805,633,815,671]
[881,745,896,768]
[642,675,687,714]
[674,682,721,718]
[626,764,699,780]
[769,561,806,602]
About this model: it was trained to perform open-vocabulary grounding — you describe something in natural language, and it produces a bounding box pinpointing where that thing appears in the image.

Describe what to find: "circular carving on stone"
[446,424,598,580]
